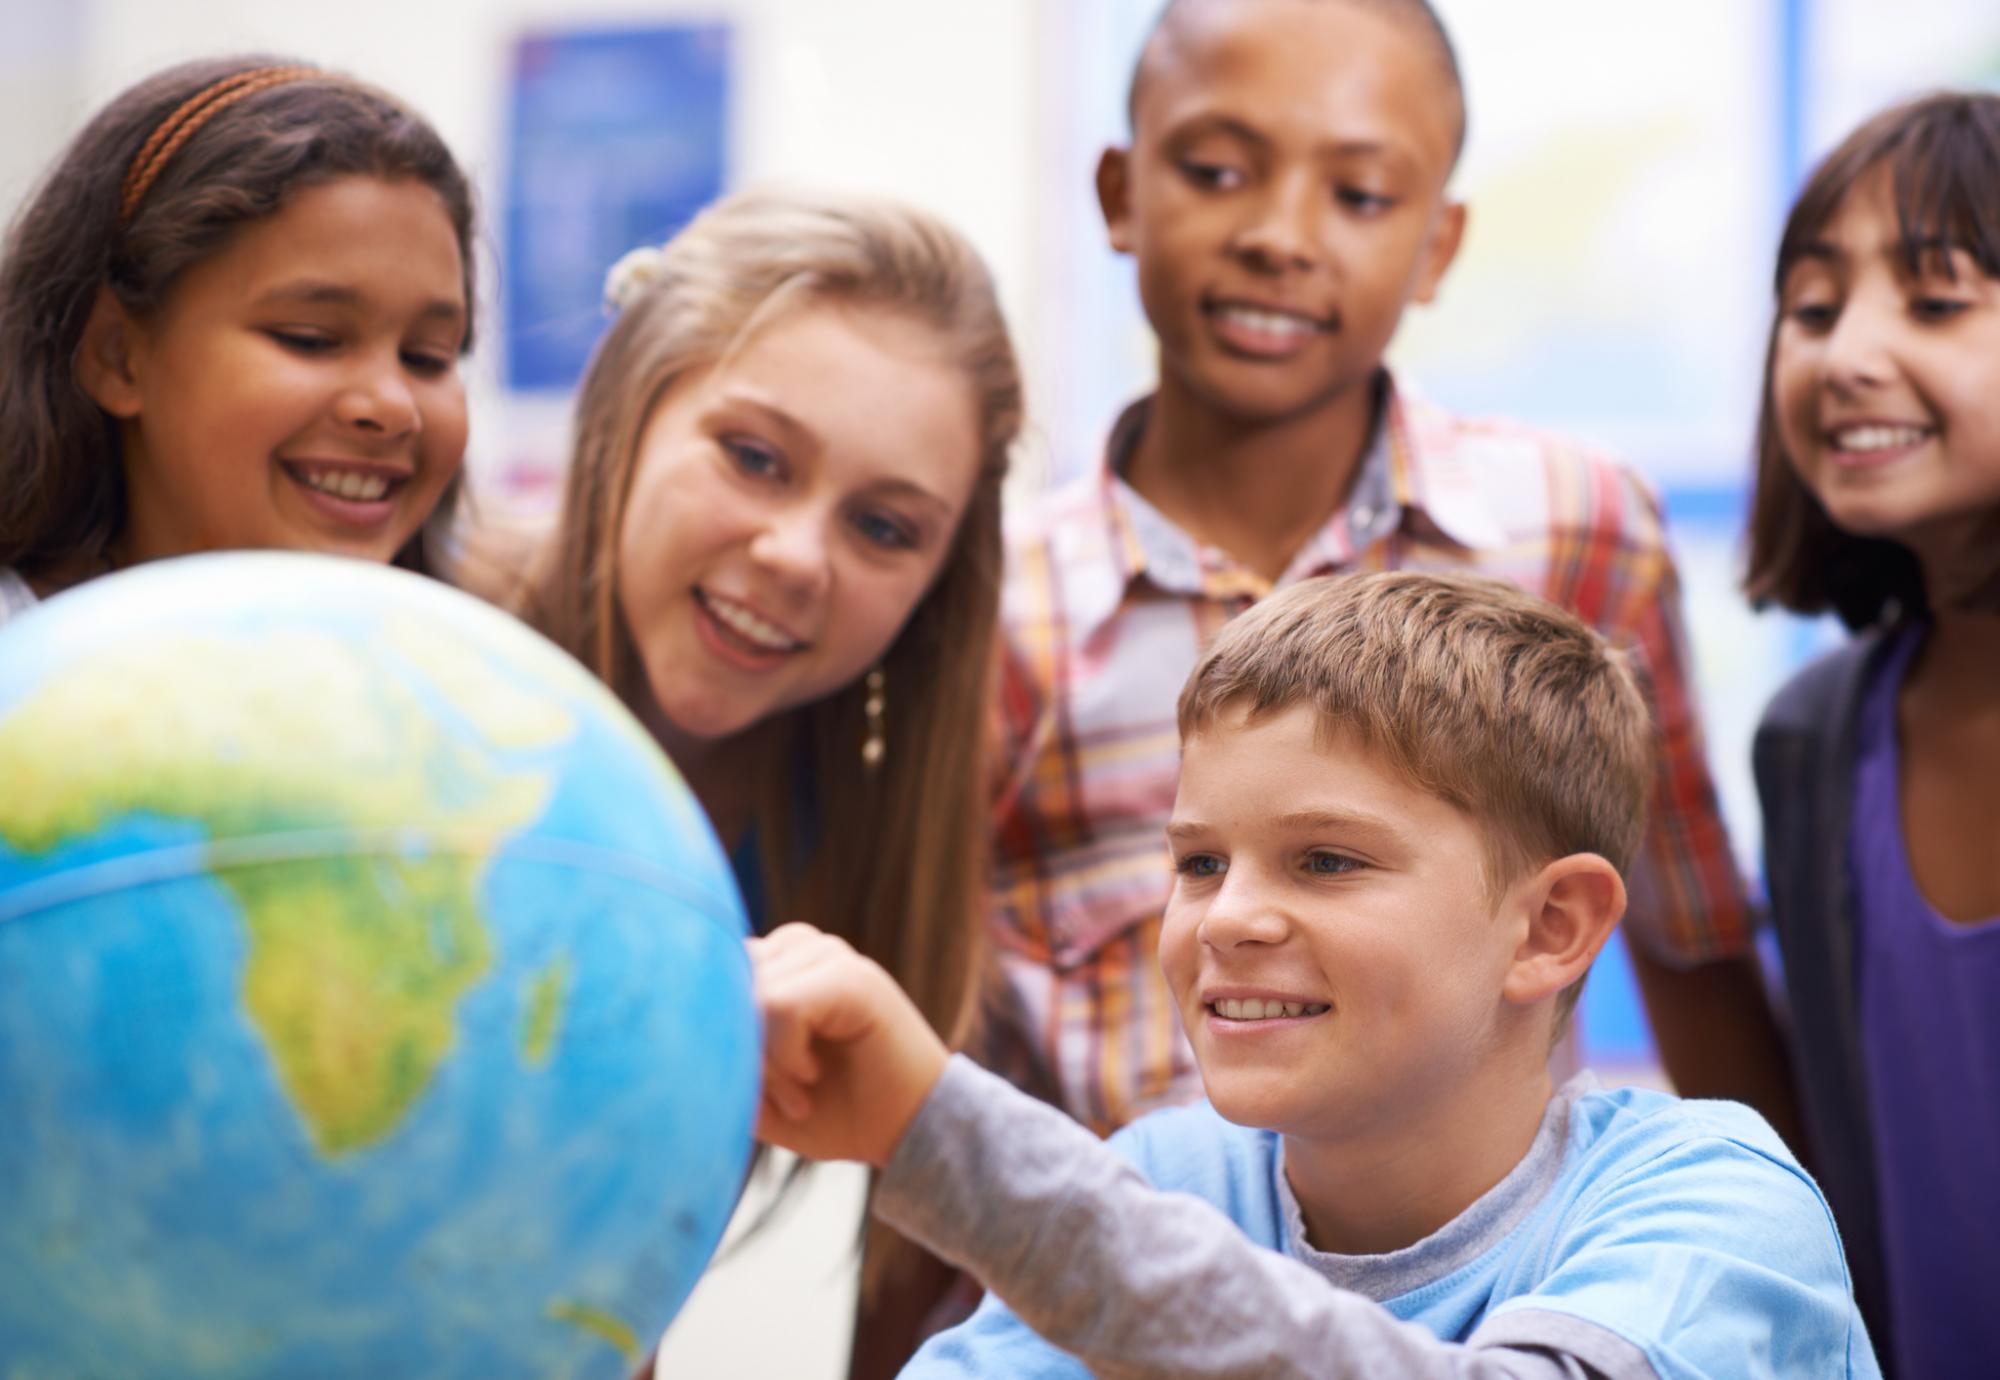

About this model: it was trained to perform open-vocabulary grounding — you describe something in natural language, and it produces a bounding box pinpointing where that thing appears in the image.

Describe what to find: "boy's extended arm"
[755,930,1867,1380]
[883,1060,1649,1380]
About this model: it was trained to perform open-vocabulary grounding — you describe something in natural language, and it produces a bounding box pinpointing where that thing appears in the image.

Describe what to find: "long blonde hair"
[519,189,1021,1053]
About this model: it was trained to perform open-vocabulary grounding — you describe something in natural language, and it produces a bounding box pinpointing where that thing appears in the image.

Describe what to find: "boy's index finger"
[746,921,822,964]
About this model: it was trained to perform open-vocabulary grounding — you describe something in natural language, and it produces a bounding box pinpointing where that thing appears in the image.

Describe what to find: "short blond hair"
[1178,572,1653,1027]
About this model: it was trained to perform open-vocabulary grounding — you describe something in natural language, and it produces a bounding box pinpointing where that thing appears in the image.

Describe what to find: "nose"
[334,350,420,439]
[747,504,833,600]
[1195,871,1293,951]
[1821,288,1898,394]
[1229,171,1321,274]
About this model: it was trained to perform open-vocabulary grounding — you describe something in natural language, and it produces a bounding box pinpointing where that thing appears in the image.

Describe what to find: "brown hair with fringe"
[1178,570,1653,1037]
[0,55,478,586]
[1744,90,2000,627]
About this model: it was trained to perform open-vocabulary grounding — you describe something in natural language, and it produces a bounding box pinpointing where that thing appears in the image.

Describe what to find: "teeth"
[1215,998,1328,1021]
[1831,424,1929,454]
[1217,305,1318,341]
[704,594,798,652]
[299,468,391,502]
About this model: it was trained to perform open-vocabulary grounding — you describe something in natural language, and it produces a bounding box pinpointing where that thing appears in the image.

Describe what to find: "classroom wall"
[12,0,1053,495]
[5,2,1997,1373]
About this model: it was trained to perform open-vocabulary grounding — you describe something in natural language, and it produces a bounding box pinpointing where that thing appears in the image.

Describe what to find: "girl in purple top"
[1744,92,2000,1378]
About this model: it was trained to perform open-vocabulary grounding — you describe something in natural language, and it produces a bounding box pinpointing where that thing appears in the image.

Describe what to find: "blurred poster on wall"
[503,25,730,395]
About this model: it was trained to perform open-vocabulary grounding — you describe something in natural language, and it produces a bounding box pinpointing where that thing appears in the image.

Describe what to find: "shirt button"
[1352,505,1376,529]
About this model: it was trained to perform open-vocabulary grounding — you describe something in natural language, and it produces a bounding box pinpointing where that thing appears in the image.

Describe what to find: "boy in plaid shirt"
[983,0,1795,1137]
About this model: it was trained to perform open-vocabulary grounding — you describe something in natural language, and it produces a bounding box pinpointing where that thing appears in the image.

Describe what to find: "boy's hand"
[750,923,948,1169]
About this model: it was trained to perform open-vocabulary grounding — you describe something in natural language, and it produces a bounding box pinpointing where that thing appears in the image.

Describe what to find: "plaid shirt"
[985,379,1749,1134]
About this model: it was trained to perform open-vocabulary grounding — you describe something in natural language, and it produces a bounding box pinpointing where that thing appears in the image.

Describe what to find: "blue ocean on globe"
[0,553,760,1378]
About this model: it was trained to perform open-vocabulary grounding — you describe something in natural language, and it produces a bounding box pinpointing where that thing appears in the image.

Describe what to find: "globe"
[0,553,760,1378]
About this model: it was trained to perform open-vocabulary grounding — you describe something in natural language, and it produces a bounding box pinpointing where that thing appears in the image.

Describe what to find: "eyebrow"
[717,391,816,451]
[1171,113,1399,162]
[1166,807,1402,842]
[867,477,955,516]
[253,280,466,325]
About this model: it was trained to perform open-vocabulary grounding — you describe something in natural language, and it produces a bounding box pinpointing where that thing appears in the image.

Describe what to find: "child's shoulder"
[1392,388,1669,552]
[996,468,1134,638]
[1002,467,1113,560]
[1758,629,1895,742]
[1509,1084,1872,1378]
[1559,1081,1824,1221]
[1399,389,1632,477]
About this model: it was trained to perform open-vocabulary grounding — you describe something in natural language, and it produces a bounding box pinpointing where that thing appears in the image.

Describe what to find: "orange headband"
[118,65,321,224]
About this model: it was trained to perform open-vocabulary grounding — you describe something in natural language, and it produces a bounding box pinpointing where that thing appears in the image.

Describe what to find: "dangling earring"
[861,667,887,769]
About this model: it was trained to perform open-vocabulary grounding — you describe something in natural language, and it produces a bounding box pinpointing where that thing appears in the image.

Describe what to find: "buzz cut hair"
[1125,0,1468,163]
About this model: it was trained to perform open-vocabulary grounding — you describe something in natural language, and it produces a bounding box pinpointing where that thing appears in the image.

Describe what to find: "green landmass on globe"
[523,956,572,1068]
[0,626,570,1157]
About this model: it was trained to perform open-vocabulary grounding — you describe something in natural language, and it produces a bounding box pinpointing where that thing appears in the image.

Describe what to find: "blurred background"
[5,1,1997,1373]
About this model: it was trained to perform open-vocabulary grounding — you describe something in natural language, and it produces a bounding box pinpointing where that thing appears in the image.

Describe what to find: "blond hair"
[1178,571,1653,1028]
[517,188,1019,1056]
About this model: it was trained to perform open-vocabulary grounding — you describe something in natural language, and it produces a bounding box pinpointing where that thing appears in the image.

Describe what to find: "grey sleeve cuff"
[1472,1311,1657,1380]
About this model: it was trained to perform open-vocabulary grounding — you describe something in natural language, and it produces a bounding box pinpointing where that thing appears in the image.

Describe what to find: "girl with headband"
[0,56,478,624]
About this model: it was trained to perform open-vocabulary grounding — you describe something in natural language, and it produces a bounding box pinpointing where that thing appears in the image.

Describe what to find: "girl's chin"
[645,693,767,756]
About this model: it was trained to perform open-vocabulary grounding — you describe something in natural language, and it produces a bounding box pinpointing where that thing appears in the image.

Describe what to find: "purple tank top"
[1851,626,2000,1378]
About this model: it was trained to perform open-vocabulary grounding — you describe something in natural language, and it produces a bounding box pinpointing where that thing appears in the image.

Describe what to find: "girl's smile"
[1774,163,2000,552]
[84,175,468,566]
[691,586,810,670]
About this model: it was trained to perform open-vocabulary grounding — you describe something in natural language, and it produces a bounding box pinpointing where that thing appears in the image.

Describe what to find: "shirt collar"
[1070,372,1509,638]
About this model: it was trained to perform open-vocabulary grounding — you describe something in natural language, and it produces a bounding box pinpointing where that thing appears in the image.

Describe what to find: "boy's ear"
[1096,146,1136,256]
[1410,200,1468,306]
[1501,853,1625,1008]
[76,287,145,420]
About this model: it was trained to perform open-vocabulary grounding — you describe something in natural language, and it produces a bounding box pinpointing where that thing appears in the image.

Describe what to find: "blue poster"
[504,26,730,392]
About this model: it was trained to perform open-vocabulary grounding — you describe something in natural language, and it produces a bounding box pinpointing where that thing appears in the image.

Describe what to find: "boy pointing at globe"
[752,572,1877,1378]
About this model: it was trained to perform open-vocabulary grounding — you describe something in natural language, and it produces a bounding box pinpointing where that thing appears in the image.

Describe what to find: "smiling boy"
[984,0,1794,1137]
[758,572,1876,1378]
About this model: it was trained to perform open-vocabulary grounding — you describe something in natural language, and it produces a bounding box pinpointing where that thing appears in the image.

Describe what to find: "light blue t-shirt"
[896,1070,1878,1379]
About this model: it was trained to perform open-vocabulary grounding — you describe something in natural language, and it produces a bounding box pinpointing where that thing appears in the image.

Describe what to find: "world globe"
[0,553,759,1378]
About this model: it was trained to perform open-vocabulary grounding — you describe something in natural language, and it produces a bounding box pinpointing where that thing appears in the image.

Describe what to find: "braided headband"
[118,65,322,224]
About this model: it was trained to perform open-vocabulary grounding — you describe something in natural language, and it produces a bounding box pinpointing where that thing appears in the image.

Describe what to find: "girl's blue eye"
[853,510,916,551]
[723,437,783,479]
[1305,851,1361,876]
[1175,853,1225,879]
